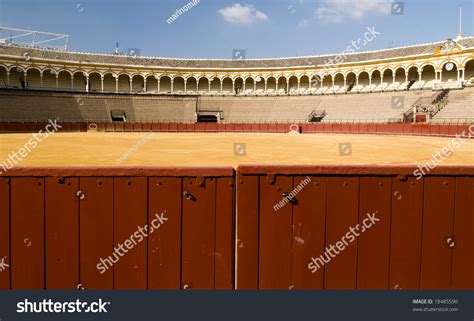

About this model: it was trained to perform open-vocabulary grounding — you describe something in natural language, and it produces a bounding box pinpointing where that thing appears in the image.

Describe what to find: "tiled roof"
[1,37,473,69]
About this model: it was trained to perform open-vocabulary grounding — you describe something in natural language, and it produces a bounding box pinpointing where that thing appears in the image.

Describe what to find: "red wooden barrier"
[177,124,187,132]
[142,123,152,131]
[133,123,143,132]
[1,167,235,290]
[115,123,124,132]
[124,122,133,132]
[0,122,471,138]
[236,165,474,290]
[0,178,10,289]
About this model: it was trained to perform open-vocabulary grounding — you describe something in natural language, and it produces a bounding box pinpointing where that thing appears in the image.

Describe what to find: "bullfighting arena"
[1,132,472,167]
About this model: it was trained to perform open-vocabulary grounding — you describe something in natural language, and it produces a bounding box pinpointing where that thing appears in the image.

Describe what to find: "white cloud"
[314,0,391,24]
[217,3,269,25]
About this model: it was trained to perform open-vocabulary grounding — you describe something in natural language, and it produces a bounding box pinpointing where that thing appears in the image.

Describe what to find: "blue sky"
[0,0,472,59]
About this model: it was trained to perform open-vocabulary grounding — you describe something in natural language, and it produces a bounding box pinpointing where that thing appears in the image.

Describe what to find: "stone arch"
[25,67,42,89]
[277,76,287,93]
[221,77,233,93]
[159,75,172,93]
[173,76,185,93]
[333,73,345,93]
[0,65,9,88]
[464,59,474,85]
[244,77,255,93]
[441,61,458,82]
[234,77,244,94]
[103,73,116,92]
[371,70,382,91]
[198,76,210,93]
[89,72,102,92]
[357,71,370,92]
[131,74,145,93]
[288,75,298,93]
[210,77,221,93]
[299,75,310,92]
[117,73,130,93]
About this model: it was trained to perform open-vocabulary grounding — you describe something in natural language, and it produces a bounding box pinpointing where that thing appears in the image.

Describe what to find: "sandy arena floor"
[0,132,472,167]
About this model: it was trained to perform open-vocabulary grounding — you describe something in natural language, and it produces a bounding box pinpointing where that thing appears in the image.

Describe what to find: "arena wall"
[0,166,472,290]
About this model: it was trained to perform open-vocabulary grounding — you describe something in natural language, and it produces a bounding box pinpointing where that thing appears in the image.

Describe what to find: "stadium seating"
[431,87,474,123]
[0,87,472,124]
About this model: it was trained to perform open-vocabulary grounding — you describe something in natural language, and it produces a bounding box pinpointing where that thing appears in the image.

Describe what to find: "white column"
[368,76,372,92]
[101,76,104,92]
[157,79,161,93]
[69,74,72,90]
[196,78,200,92]
[356,76,359,92]
[6,71,10,88]
[344,76,347,93]
[243,79,246,92]
[254,80,256,93]
[171,78,174,93]
[86,76,89,92]
[232,80,235,94]
[380,74,384,91]
[265,79,268,92]
[331,77,335,93]
[208,79,211,92]
[220,79,223,93]
[129,78,132,93]
[144,77,147,93]
[115,77,119,93]
[320,76,323,92]
[55,74,59,89]
[184,78,187,93]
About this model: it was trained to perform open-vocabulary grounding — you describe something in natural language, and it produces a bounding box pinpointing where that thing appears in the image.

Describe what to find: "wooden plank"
[324,177,359,289]
[11,178,44,289]
[215,177,235,289]
[148,177,182,289]
[389,176,424,289]
[258,175,293,289]
[451,177,474,289]
[114,177,148,289]
[292,176,326,289]
[420,177,455,289]
[357,177,391,289]
[79,177,114,290]
[45,177,79,289]
[0,178,10,289]
[235,174,259,289]
[181,177,216,289]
